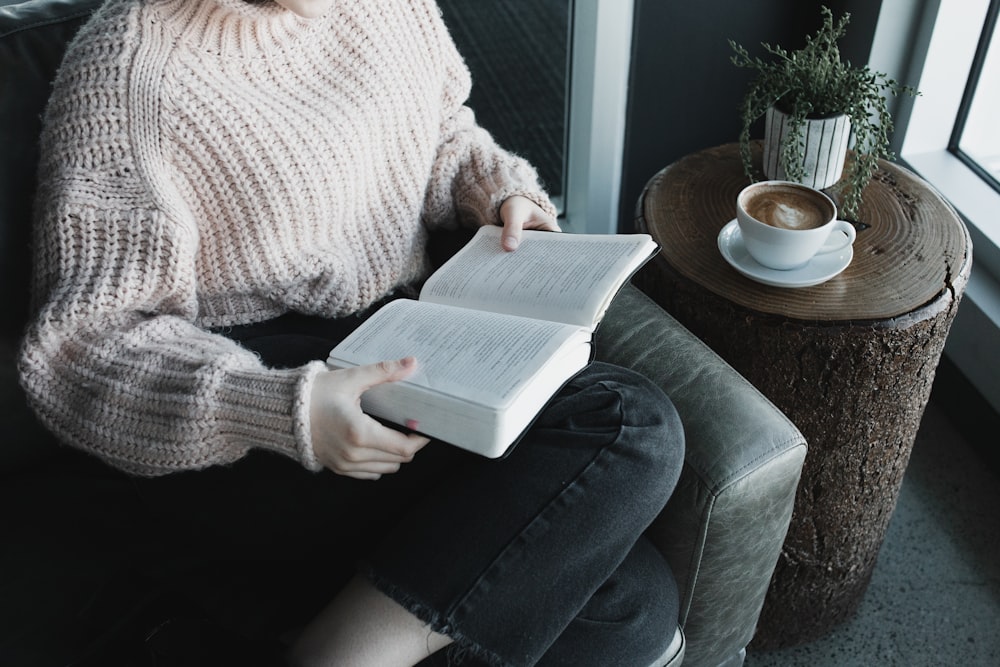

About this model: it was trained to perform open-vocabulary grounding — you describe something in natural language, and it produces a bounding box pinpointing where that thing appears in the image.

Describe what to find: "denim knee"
[578,362,686,514]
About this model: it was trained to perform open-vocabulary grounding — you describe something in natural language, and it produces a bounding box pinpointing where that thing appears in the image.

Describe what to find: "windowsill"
[901,149,1000,277]
[900,148,1000,416]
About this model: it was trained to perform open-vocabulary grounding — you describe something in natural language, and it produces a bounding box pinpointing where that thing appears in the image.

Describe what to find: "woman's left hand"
[498,195,560,251]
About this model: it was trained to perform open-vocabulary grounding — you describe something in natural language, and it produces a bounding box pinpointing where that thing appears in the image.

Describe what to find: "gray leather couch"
[0,1,807,665]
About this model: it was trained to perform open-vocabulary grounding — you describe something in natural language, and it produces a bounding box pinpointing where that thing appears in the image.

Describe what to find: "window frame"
[559,0,634,235]
[872,0,1000,414]
[948,0,1000,196]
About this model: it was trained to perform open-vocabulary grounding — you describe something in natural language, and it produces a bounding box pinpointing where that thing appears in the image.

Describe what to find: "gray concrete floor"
[744,398,1000,666]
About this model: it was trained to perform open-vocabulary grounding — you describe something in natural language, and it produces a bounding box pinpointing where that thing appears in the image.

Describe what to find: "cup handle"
[818,220,857,254]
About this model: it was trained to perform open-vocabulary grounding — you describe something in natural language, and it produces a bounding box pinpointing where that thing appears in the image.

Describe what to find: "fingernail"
[503,236,518,250]
[405,419,420,431]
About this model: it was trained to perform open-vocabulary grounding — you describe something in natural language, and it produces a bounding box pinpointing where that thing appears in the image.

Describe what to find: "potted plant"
[729,5,918,218]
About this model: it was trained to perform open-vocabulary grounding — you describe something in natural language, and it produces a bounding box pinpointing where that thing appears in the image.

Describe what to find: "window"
[438,0,633,234]
[873,0,1000,414]
[438,0,570,202]
[877,0,1000,275]
[951,0,1000,190]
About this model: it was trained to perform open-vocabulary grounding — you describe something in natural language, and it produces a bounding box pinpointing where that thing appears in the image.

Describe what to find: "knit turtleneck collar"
[150,0,324,58]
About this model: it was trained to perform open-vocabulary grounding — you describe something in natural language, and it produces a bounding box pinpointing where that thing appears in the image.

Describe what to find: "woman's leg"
[220,319,683,665]
[346,361,685,667]
[287,575,452,667]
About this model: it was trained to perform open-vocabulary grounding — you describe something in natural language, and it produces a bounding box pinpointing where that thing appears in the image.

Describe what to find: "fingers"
[500,210,523,251]
[327,424,430,480]
[330,435,430,480]
[323,421,430,478]
[499,195,560,251]
[310,361,431,480]
[352,355,419,391]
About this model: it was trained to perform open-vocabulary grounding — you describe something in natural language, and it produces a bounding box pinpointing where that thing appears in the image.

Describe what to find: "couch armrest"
[596,284,807,667]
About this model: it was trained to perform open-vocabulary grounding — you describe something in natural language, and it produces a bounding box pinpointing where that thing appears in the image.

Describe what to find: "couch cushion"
[0,0,103,340]
[0,0,103,473]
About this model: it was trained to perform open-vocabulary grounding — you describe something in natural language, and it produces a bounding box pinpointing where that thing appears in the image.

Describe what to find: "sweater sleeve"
[418,2,558,229]
[17,9,323,476]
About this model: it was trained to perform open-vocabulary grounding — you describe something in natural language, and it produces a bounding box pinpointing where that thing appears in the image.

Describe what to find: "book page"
[327,299,589,409]
[420,226,657,329]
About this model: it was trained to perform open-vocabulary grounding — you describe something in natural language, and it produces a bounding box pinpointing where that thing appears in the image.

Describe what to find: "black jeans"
[137,311,685,666]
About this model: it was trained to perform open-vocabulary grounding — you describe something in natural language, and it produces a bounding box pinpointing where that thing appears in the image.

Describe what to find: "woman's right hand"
[309,357,431,480]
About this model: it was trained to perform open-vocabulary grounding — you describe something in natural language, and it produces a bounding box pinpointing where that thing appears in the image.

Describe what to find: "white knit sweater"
[18,0,555,475]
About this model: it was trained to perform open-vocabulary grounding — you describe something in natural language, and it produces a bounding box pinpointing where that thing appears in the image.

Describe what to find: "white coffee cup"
[736,180,856,271]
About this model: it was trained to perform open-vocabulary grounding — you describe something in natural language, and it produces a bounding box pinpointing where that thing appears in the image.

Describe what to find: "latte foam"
[742,184,832,231]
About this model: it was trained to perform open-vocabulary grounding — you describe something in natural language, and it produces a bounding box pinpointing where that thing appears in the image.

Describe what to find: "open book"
[326,226,658,458]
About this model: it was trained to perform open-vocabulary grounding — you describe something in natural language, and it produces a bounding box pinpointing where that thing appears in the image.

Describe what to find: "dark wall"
[619,0,883,231]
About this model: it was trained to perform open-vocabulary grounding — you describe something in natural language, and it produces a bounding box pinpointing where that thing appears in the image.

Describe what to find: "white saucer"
[717,219,853,288]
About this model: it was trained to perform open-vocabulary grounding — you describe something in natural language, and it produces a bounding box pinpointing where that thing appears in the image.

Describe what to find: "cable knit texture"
[18,0,555,476]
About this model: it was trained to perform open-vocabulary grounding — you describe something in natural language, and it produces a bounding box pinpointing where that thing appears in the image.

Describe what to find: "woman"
[19,0,685,664]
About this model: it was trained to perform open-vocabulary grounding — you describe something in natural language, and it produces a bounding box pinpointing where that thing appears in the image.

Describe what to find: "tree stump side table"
[634,143,972,649]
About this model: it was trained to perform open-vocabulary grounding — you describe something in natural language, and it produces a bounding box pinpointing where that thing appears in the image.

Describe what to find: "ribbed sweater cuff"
[493,187,559,222]
[456,160,555,226]
[213,360,326,472]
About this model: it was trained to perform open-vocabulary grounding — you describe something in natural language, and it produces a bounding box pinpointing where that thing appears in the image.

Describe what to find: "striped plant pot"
[762,106,851,190]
